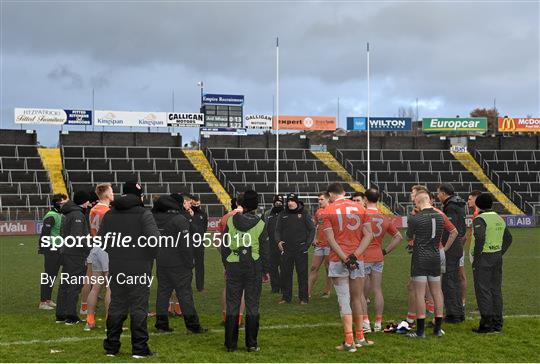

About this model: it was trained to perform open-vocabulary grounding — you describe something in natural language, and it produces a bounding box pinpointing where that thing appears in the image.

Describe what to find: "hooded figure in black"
[437,183,467,323]
[263,195,284,293]
[190,195,208,292]
[100,182,160,358]
[221,190,269,352]
[275,193,315,304]
[55,191,91,324]
[152,194,206,334]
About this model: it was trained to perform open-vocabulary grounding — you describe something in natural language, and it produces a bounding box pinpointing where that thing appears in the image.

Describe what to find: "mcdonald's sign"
[498,117,540,132]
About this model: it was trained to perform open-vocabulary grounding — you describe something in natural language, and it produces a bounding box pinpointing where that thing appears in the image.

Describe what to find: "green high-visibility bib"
[225,218,265,263]
[472,211,505,253]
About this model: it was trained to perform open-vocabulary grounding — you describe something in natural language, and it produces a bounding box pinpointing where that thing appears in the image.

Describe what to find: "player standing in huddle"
[308,192,333,299]
[85,183,114,331]
[406,190,456,338]
[323,183,374,352]
[362,188,402,332]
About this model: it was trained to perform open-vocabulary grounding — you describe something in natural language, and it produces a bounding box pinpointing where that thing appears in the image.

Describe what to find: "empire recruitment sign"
[422,117,487,132]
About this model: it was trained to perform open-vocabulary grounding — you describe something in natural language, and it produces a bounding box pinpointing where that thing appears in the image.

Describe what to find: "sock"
[222,311,226,323]
[81,302,87,311]
[375,315,383,325]
[426,300,435,314]
[406,313,416,324]
[434,316,443,332]
[342,314,354,344]
[416,318,425,336]
[238,313,243,325]
[353,315,364,340]
[87,313,95,325]
[174,302,182,315]
[363,314,370,325]
[168,302,175,313]
[344,331,354,345]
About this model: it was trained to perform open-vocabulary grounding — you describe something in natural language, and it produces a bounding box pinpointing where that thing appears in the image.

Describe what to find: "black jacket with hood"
[152,195,193,269]
[274,201,316,252]
[222,212,270,274]
[264,206,283,248]
[99,194,160,273]
[59,201,91,257]
[190,207,208,238]
[442,194,467,259]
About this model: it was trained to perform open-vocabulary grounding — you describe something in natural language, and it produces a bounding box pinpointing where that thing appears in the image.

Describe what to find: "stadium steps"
[451,151,523,214]
[183,150,231,211]
[311,151,393,215]
[37,148,68,196]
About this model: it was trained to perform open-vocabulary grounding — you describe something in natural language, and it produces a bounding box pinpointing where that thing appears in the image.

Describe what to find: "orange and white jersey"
[89,203,110,236]
[364,207,399,262]
[314,207,328,248]
[322,197,370,262]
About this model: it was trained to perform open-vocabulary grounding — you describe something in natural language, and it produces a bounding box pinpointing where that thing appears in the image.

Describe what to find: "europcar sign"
[422,118,487,132]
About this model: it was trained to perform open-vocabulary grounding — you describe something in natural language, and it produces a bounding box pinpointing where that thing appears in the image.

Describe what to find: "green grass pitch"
[1,228,539,362]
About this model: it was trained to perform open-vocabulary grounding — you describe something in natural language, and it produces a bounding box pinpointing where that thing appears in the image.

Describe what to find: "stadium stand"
[205,147,357,212]
[475,150,540,215]
[59,131,226,216]
[0,130,53,220]
[335,149,510,215]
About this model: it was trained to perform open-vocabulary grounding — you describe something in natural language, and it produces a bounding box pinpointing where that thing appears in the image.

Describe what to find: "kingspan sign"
[422,117,487,132]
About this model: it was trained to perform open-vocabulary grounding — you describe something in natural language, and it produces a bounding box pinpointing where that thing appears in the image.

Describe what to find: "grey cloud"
[47,64,84,89]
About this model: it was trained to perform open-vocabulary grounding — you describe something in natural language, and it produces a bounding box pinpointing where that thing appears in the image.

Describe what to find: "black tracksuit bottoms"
[280,246,309,303]
[41,251,62,301]
[104,269,151,356]
[224,262,262,350]
[155,265,201,332]
[55,254,86,320]
[473,252,504,331]
[193,246,205,291]
[442,254,465,319]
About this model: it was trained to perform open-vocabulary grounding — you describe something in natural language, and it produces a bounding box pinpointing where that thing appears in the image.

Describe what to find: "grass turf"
[0,228,539,362]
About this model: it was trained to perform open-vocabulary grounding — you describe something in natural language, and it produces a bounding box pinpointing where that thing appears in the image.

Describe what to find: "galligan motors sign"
[167,113,204,126]
[422,117,487,132]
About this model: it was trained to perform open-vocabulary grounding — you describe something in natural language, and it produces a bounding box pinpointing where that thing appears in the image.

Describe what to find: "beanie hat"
[475,193,493,210]
[286,193,299,204]
[273,195,284,205]
[170,193,184,208]
[88,191,99,204]
[241,190,259,212]
[73,190,90,205]
[123,182,143,197]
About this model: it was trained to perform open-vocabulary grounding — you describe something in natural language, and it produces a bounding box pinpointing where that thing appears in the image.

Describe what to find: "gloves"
[344,254,359,271]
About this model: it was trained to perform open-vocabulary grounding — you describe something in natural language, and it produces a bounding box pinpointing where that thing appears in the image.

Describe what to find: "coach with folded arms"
[275,193,315,304]
[100,182,160,358]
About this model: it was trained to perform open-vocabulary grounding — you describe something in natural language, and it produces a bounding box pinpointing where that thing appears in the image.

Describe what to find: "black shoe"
[247,346,261,352]
[472,327,493,334]
[188,327,208,334]
[55,316,66,323]
[226,347,237,352]
[65,317,81,325]
[444,316,462,324]
[156,326,173,333]
[132,351,156,359]
[105,352,117,357]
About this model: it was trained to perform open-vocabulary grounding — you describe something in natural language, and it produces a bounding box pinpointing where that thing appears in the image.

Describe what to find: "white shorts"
[364,261,384,275]
[313,246,330,256]
[439,249,446,274]
[328,261,365,280]
[459,255,465,267]
[87,247,109,272]
[412,275,441,282]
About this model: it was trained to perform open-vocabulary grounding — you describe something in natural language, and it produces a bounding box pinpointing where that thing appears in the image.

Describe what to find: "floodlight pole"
[275,37,280,195]
[366,42,371,189]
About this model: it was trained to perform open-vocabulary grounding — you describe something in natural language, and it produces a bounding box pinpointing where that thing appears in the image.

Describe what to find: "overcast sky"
[1,0,538,146]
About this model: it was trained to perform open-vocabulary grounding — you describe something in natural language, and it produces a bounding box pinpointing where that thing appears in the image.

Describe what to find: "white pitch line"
[0,316,538,347]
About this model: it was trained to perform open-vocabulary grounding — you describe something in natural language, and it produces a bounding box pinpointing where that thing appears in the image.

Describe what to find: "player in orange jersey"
[308,192,333,298]
[362,188,403,332]
[322,183,374,352]
[84,183,113,331]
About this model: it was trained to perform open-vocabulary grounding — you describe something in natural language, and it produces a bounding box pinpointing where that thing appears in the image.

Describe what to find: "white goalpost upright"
[275,37,280,195]
[366,42,371,189]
